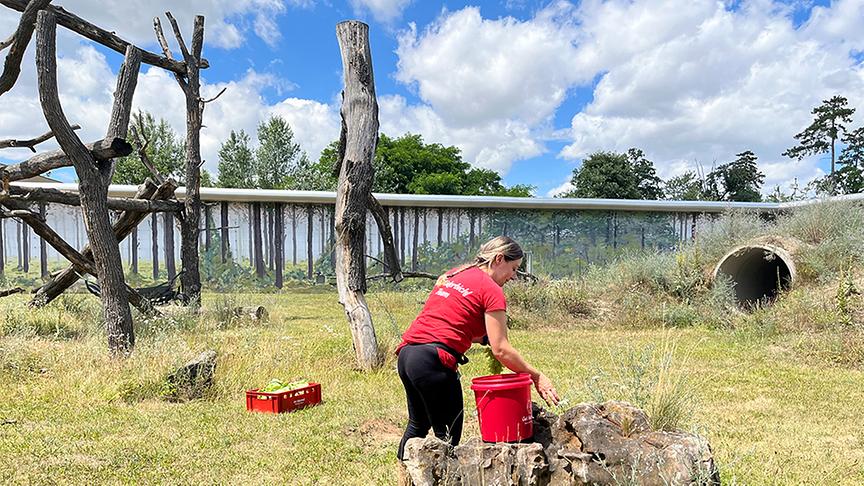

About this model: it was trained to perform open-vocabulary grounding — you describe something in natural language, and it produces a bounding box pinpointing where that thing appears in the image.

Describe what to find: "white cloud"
[560,0,864,191]
[34,0,303,50]
[546,180,574,197]
[395,5,581,127]
[350,0,413,24]
[379,94,544,173]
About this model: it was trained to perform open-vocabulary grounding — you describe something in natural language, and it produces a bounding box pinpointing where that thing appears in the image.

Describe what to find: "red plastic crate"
[245,383,322,414]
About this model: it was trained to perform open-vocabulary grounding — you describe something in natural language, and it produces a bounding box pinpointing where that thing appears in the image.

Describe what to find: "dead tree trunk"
[267,205,274,271]
[130,225,138,274]
[328,205,335,271]
[36,11,136,355]
[151,212,159,279]
[368,196,401,281]
[0,219,5,276]
[399,207,405,265]
[335,20,383,370]
[15,221,21,270]
[253,201,264,279]
[164,212,175,280]
[39,202,47,277]
[22,216,29,273]
[220,201,228,263]
[306,204,313,279]
[437,208,443,247]
[412,207,419,272]
[204,204,212,252]
[291,204,297,266]
[154,12,205,306]
[274,203,284,289]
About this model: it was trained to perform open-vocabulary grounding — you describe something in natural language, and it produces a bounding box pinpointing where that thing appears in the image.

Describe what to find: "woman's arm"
[485,310,560,405]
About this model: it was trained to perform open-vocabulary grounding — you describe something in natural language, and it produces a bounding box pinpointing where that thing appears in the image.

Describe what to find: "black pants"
[396,344,463,460]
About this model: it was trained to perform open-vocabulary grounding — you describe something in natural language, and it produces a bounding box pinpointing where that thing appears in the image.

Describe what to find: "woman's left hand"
[532,373,560,406]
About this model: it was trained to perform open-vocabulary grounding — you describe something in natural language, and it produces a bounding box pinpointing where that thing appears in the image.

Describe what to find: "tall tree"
[561,150,663,200]
[216,129,255,188]
[627,148,665,199]
[256,115,303,189]
[783,95,855,187]
[834,126,864,194]
[113,110,184,184]
[704,150,765,202]
[665,171,708,201]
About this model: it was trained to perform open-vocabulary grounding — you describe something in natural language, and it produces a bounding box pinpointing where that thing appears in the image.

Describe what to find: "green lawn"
[1,290,862,484]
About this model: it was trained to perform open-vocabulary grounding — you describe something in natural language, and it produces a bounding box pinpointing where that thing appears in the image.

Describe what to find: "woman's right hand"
[532,373,560,406]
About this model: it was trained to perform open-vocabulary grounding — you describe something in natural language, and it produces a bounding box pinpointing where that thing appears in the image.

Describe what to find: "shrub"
[586,337,694,432]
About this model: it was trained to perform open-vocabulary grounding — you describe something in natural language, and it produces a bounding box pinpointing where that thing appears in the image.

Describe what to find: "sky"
[1,0,863,197]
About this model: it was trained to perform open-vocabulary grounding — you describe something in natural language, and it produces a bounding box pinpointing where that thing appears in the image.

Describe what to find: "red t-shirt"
[399,266,507,355]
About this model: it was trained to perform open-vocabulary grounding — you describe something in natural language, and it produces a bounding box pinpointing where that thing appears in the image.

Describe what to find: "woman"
[395,236,559,461]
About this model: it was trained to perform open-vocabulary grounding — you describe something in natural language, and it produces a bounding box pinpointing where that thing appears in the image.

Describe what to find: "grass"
[1,200,863,484]
[0,289,862,484]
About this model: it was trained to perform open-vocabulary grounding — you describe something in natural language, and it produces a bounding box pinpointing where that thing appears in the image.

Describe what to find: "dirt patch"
[349,419,403,450]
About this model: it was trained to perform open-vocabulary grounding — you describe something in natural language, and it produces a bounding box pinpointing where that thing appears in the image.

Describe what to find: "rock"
[402,401,720,486]
[231,306,268,322]
[165,350,217,401]
[403,436,457,486]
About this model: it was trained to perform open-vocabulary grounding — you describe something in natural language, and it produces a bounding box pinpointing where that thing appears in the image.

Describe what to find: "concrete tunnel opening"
[714,245,796,307]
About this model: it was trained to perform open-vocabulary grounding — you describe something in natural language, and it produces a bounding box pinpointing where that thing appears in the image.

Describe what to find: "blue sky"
[1,0,862,196]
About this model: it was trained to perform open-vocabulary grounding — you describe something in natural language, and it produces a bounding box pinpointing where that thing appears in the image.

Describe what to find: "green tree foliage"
[200,169,214,188]
[216,130,255,188]
[216,116,309,190]
[627,148,665,199]
[834,126,864,194]
[783,95,855,181]
[255,116,302,189]
[560,149,663,199]
[113,111,184,184]
[704,150,765,202]
[664,172,707,201]
[766,178,806,203]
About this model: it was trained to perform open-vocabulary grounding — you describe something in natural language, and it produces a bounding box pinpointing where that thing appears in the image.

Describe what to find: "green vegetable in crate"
[260,379,310,394]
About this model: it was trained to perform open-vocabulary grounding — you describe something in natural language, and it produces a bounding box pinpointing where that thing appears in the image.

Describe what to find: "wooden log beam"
[0,198,95,275]
[5,185,182,212]
[0,0,208,75]
[0,124,79,152]
[0,137,132,182]
[0,0,53,97]
[31,178,175,307]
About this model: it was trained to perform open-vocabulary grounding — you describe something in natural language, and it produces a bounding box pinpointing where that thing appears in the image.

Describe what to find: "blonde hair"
[443,236,524,280]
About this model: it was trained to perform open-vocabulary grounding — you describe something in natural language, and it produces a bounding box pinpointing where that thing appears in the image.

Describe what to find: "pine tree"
[783,95,855,191]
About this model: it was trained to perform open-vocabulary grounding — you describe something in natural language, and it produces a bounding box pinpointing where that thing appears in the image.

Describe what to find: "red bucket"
[470,373,533,442]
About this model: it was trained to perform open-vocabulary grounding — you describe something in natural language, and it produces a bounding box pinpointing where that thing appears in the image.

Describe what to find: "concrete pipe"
[713,243,796,307]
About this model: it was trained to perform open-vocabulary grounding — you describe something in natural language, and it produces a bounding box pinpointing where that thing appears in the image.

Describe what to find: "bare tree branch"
[367,194,402,282]
[0,0,53,97]
[0,137,131,182]
[0,124,80,152]
[4,185,182,212]
[152,16,188,92]
[202,87,226,104]
[165,12,191,63]
[367,271,436,282]
[129,124,166,185]
[0,33,14,51]
[0,0,208,75]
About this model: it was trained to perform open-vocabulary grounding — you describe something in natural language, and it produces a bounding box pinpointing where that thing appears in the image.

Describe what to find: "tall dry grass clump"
[586,335,696,432]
